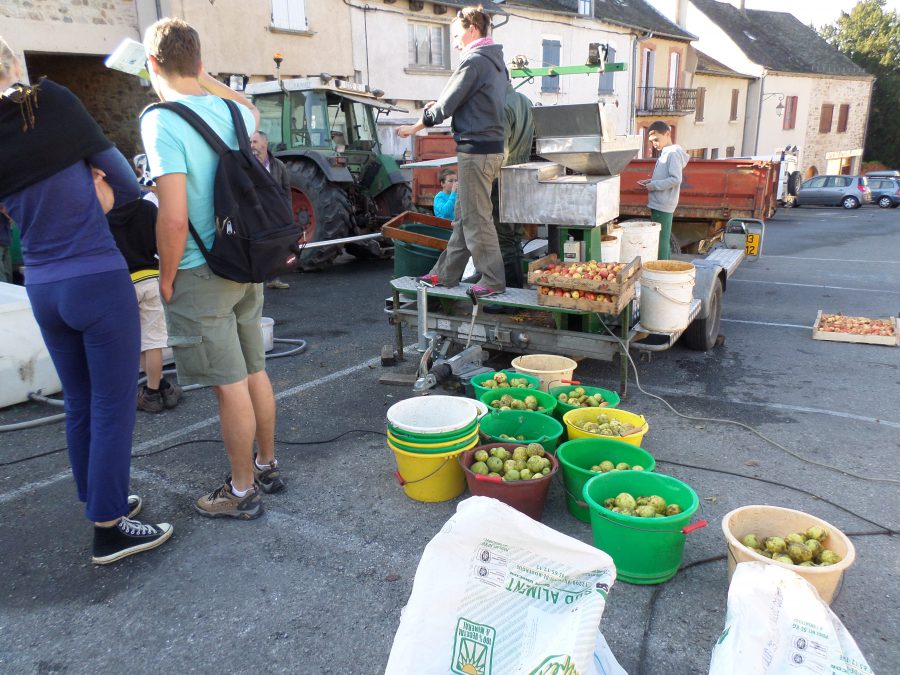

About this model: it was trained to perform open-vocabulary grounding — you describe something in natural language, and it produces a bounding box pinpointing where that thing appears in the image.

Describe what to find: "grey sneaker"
[137,387,163,413]
[160,380,183,409]
[253,454,285,494]
[194,481,263,520]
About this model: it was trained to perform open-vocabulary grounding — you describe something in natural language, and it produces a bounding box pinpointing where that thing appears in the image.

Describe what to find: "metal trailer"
[384,103,764,396]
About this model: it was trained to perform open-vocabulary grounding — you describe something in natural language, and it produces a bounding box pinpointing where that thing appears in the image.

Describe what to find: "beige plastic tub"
[511,354,578,392]
[722,505,856,604]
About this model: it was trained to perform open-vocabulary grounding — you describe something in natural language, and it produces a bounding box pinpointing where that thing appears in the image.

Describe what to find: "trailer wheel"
[682,277,722,351]
[787,171,802,197]
[287,160,352,271]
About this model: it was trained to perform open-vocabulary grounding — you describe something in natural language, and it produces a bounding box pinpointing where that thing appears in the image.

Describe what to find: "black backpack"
[142,99,300,283]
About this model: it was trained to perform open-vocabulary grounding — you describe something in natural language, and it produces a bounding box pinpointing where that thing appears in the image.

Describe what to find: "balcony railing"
[637,87,698,114]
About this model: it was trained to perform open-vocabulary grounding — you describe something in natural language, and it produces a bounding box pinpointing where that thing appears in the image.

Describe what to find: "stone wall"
[801,76,873,176]
[26,54,157,160]
[3,0,137,28]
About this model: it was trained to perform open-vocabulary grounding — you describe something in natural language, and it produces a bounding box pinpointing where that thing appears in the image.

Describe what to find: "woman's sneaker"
[92,517,173,565]
[253,455,286,494]
[194,481,264,520]
[126,494,142,519]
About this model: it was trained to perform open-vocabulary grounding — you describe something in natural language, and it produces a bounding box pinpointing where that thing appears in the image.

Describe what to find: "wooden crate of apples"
[812,311,899,347]
[528,254,639,313]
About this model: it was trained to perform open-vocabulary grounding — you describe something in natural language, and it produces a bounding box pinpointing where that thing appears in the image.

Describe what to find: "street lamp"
[763,92,785,117]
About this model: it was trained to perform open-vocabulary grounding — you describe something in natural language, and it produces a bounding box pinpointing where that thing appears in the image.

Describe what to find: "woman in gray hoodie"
[639,120,690,260]
[398,5,507,297]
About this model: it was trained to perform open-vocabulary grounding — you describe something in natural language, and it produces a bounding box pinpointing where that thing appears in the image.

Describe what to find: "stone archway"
[804,165,819,179]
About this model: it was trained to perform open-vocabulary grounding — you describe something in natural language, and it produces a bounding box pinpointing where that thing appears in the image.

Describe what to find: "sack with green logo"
[385,496,624,675]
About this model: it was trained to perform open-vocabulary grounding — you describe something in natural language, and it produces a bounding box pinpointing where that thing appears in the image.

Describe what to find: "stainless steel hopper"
[532,103,640,176]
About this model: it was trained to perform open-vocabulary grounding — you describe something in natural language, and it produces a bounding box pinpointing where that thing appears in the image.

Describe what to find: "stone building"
[0,1,353,159]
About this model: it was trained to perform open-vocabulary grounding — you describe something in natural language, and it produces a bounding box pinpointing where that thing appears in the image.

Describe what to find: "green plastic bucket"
[556,438,656,522]
[386,426,480,455]
[387,417,478,445]
[393,224,452,278]
[582,471,704,584]
[478,410,564,452]
[549,385,621,421]
[469,370,541,399]
[479,388,557,416]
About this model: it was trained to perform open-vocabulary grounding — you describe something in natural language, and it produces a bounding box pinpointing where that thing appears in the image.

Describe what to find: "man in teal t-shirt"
[140,18,285,520]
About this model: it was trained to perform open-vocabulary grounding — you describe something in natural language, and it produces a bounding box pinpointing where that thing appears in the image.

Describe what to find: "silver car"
[794,175,872,209]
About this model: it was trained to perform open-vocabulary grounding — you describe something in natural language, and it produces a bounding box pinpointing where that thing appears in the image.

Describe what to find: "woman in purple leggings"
[0,37,173,564]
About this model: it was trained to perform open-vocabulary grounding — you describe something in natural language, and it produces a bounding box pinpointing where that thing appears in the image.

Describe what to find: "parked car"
[793,175,872,209]
[866,176,900,208]
[865,170,900,178]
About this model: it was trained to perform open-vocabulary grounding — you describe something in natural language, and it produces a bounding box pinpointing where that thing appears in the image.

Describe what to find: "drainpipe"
[631,30,653,134]
[753,72,766,155]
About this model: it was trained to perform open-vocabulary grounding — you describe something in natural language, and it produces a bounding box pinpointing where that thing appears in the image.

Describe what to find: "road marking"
[762,255,900,265]
[0,470,72,506]
[730,278,900,295]
[644,386,900,429]
[722,318,811,329]
[1,347,417,504]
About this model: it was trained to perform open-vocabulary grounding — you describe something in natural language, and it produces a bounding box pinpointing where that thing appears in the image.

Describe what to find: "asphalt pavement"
[1,204,898,674]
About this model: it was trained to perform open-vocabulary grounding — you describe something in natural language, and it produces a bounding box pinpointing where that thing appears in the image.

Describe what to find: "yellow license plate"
[745,233,760,256]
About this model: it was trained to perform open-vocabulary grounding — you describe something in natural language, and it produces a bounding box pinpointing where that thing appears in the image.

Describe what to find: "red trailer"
[619,159,779,253]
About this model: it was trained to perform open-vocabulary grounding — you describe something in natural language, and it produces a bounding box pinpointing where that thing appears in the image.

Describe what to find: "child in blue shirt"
[433,168,458,220]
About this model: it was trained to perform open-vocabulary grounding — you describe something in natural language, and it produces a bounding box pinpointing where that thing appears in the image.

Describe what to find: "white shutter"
[272,0,307,31]
[272,0,289,28]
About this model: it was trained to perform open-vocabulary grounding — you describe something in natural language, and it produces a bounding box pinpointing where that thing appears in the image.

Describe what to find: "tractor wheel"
[374,182,414,218]
[346,182,415,260]
[287,160,352,271]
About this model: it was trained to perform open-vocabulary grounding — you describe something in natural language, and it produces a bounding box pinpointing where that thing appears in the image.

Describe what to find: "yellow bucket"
[563,407,649,446]
[389,436,478,502]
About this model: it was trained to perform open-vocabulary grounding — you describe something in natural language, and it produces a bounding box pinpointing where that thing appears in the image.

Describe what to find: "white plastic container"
[260,316,275,353]
[618,220,660,264]
[639,261,696,332]
[511,354,578,392]
[0,282,62,408]
[386,396,479,434]
[599,233,621,263]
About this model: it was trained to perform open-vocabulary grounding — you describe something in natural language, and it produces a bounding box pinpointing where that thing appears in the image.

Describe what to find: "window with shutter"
[725,146,735,158]
[729,89,739,121]
[783,96,798,130]
[819,104,834,133]
[407,22,449,68]
[542,40,561,93]
[837,104,849,133]
[598,46,616,94]
[271,0,307,31]
[695,87,706,122]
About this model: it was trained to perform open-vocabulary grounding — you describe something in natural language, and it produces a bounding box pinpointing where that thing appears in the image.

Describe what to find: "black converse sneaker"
[126,494,142,519]
[92,517,173,565]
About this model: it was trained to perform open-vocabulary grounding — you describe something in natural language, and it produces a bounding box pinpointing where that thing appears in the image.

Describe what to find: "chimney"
[739,0,746,13]
[676,0,687,26]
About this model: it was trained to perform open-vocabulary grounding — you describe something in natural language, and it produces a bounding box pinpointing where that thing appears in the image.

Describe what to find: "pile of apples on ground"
[817,313,896,336]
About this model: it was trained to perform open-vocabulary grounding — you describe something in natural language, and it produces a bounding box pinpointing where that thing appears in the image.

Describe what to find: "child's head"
[438,168,458,193]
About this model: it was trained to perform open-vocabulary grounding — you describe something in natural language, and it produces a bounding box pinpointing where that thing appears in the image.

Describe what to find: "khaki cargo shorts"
[164,264,266,386]
[134,277,169,352]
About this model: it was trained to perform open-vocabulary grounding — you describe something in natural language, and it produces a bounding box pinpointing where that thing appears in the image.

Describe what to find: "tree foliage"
[821,0,900,167]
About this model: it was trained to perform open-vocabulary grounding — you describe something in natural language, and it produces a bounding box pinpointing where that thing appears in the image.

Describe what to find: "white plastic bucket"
[618,220,661,264]
[261,316,275,353]
[600,233,621,263]
[387,395,479,434]
[511,354,578,392]
[639,261,696,332]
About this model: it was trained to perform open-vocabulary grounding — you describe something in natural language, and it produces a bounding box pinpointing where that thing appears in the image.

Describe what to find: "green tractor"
[245,76,412,269]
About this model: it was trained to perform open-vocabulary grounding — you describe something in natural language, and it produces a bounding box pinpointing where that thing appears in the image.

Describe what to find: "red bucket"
[459,442,559,520]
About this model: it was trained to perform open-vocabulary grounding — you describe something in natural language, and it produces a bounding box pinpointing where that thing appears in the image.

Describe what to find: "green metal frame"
[510,62,627,89]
